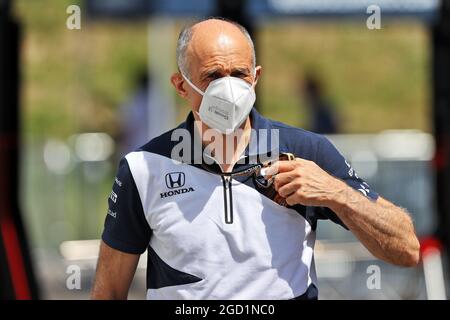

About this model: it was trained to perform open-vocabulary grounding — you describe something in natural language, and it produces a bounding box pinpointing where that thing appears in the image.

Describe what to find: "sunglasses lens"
[254,174,273,188]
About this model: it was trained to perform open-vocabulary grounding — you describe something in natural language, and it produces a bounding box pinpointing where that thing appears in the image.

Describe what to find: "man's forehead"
[186,21,253,70]
[216,33,234,48]
[191,19,244,38]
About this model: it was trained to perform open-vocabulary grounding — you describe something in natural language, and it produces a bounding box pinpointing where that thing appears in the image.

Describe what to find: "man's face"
[171,20,262,121]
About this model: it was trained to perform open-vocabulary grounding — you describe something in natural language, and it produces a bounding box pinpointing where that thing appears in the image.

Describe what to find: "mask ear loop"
[180,72,205,96]
[251,67,258,88]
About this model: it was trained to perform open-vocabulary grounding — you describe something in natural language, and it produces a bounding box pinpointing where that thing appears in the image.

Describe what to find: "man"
[91,18,420,300]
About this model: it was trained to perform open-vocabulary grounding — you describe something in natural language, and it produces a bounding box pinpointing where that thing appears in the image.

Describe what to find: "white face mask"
[181,72,256,134]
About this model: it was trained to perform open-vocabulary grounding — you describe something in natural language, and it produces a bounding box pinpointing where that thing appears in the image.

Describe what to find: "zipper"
[221,176,234,224]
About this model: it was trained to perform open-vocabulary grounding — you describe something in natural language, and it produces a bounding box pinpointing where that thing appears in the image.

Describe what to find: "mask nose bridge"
[225,76,236,105]
[230,77,255,106]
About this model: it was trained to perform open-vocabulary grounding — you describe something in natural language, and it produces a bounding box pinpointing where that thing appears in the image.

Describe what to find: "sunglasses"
[201,152,295,193]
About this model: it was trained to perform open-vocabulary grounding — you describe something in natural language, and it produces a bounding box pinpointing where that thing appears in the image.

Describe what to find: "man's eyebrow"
[199,66,252,82]
[230,67,250,75]
[201,68,223,80]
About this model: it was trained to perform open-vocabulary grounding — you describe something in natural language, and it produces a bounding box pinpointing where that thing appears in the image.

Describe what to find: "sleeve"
[101,158,152,254]
[313,135,379,229]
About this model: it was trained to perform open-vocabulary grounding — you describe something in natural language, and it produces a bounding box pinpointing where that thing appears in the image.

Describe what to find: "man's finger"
[277,181,299,198]
[262,160,298,177]
[274,171,298,191]
[260,163,278,177]
[285,192,300,207]
[276,160,299,173]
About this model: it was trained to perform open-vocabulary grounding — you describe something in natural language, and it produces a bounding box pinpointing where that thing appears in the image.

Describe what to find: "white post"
[146,17,177,140]
[422,245,447,300]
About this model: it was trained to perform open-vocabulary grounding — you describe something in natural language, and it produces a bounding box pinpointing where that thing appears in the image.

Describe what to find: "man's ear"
[254,66,262,86]
[170,72,189,98]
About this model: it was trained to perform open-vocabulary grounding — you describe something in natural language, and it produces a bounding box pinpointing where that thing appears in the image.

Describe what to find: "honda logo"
[165,172,185,189]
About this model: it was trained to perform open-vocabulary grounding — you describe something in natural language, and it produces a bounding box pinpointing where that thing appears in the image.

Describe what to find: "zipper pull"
[222,176,233,224]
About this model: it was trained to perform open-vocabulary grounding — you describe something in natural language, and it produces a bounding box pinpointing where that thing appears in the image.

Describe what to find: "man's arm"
[91,241,140,300]
[273,159,420,267]
[326,183,420,267]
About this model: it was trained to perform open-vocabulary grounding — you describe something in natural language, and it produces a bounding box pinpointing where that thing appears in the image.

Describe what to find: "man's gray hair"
[176,17,256,77]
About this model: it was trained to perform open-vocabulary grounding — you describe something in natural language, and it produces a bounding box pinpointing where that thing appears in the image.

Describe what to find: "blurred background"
[1,0,450,299]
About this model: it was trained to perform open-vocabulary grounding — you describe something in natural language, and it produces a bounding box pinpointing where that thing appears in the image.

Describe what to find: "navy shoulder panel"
[269,119,323,162]
[137,121,187,159]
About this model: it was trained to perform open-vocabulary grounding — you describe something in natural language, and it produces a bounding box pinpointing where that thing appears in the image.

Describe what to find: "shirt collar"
[184,108,279,167]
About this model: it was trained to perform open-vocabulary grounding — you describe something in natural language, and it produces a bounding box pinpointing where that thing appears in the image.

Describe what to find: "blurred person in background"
[117,69,174,160]
[301,73,339,134]
[117,70,151,159]
[91,18,420,300]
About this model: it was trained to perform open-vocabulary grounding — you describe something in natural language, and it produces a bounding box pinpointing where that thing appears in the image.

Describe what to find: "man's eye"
[231,70,249,78]
[231,73,244,78]
[204,71,223,80]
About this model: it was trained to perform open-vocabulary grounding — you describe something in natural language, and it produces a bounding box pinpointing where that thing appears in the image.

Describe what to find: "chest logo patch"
[165,172,185,189]
[161,172,194,199]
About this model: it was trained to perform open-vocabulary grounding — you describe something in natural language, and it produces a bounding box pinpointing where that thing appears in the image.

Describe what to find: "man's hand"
[271,158,346,207]
[267,158,420,267]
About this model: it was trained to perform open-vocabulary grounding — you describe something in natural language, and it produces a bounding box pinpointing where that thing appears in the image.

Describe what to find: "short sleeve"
[101,158,152,254]
[313,136,379,229]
